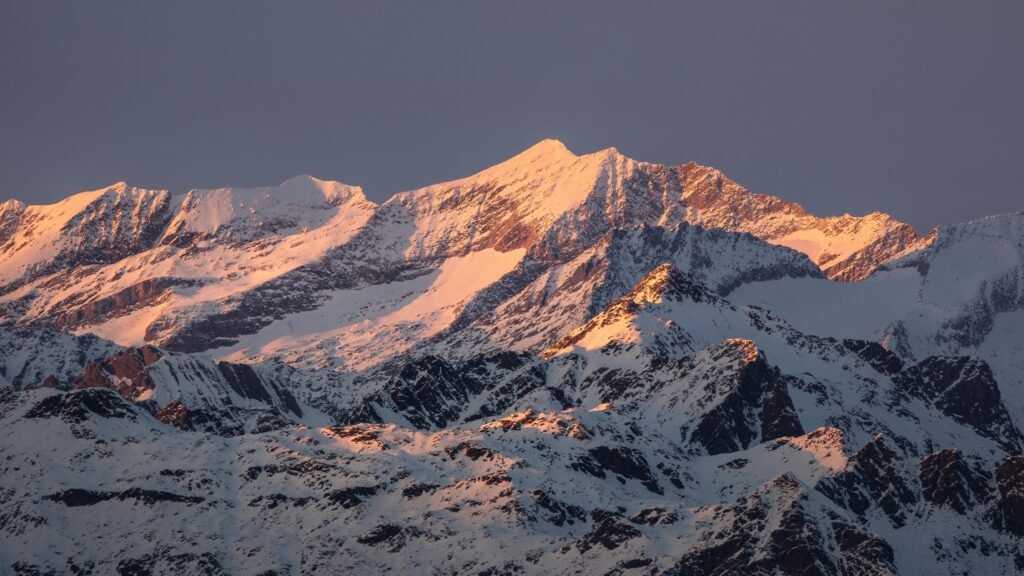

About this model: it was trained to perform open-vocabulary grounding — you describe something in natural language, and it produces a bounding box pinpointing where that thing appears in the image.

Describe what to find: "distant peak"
[279,174,349,188]
[277,174,368,204]
[514,139,634,162]
[95,181,168,197]
[280,174,318,187]
[0,198,25,212]
[495,139,578,167]
[525,138,573,155]
[60,182,167,208]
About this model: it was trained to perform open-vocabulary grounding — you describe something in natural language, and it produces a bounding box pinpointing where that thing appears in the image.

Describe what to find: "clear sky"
[1,1,1021,231]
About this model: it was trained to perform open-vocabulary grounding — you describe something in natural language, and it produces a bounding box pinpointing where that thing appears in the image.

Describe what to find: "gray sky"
[1,1,1021,231]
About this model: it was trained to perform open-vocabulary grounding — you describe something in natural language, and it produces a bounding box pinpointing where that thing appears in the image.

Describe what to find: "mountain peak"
[540,262,720,359]
[721,337,760,364]
[628,263,717,307]
[280,174,320,187]
[482,139,638,180]
[466,139,574,173]
[0,198,25,213]
[521,138,573,157]
[480,138,578,173]
[515,139,630,164]
[277,174,369,204]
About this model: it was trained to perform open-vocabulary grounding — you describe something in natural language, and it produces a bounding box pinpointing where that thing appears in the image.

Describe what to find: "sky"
[1,1,1021,231]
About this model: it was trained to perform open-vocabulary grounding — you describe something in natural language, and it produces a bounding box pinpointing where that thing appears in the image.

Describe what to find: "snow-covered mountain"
[1,140,1021,575]
[0,140,925,365]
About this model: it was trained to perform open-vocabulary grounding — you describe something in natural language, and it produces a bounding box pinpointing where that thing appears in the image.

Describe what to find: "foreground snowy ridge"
[0,141,1022,575]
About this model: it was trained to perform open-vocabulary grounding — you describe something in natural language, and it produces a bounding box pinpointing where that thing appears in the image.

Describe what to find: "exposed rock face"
[347,352,546,430]
[3,332,320,437]
[571,445,663,494]
[896,356,1023,452]
[816,436,917,527]
[71,345,163,400]
[919,449,993,514]
[843,339,904,375]
[575,514,642,553]
[479,408,592,439]
[43,487,204,507]
[993,456,1024,536]
[47,341,306,435]
[155,399,190,429]
[674,474,896,576]
[216,361,303,417]
[829,516,897,576]
[686,340,804,455]
[24,388,138,423]
[0,327,121,390]
[0,199,26,249]
[51,278,191,332]
[53,185,173,266]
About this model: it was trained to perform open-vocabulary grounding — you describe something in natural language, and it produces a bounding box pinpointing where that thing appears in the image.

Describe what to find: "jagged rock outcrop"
[896,356,1023,452]
[675,474,896,576]
[571,445,663,494]
[843,339,904,375]
[345,352,545,429]
[0,327,121,390]
[816,435,917,527]
[0,327,317,437]
[992,455,1024,536]
[673,340,803,455]
[71,345,163,399]
[919,449,993,514]
[24,388,139,423]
